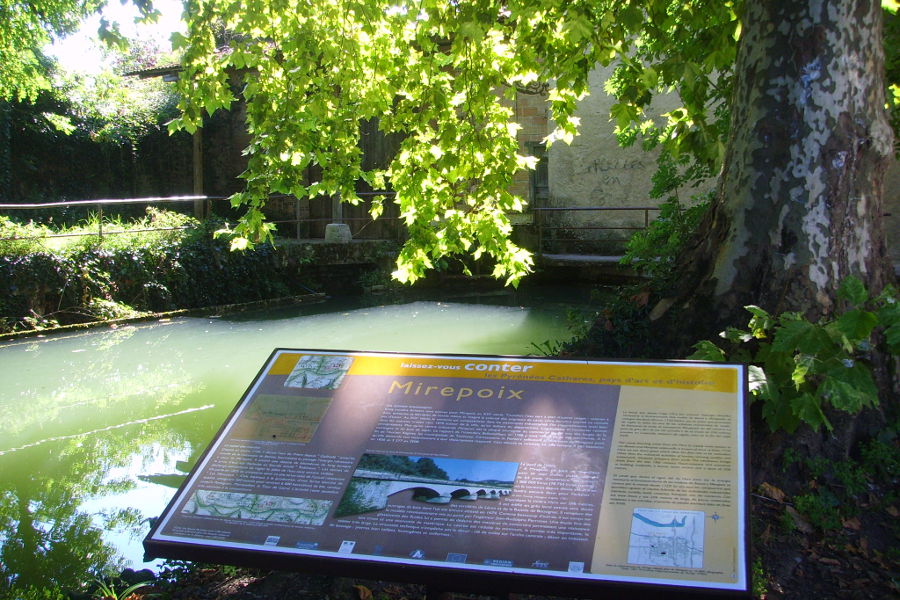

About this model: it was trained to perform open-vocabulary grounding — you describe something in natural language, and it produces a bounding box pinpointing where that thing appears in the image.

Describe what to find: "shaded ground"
[123,491,898,600]
[749,488,898,599]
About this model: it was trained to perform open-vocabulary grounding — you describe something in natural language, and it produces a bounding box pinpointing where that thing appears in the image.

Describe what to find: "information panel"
[145,350,749,596]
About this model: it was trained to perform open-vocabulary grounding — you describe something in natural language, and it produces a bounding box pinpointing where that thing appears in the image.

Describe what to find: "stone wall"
[537,65,898,263]
[541,66,713,254]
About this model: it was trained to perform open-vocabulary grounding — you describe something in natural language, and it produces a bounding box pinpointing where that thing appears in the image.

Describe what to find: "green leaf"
[875,290,900,353]
[833,309,878,342]
[791,354,815,389]
[230,237,250,251]
[619,5,644,31]
[819,362,879,413]
[885,323,900,354]
[170,31,188,50]
[459,21,485,41]
[772,319,833,355]
[790,392,830,431]
[722,326,753,343]
[748,365,768,396]
[837,276,868,306]
[688,340,726,362]
[761,391,800,433]
[745,305,774,337]
[42,113,76,135]
[610,102,639,130]
[640,66,659,89]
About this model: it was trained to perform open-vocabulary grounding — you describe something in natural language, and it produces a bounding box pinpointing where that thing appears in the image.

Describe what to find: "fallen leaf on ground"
[759,482,786,502]
[786,506,814,534]
[631,290,650,307]
[354,584,373,600]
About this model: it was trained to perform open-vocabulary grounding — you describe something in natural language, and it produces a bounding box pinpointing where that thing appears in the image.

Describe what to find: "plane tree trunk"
[650,0,896,482]
[661,0,894,347]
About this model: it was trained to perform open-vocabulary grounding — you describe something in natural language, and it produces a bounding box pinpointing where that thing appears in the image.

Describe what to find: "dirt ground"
[134,491,897,600]
[748,494,898,599]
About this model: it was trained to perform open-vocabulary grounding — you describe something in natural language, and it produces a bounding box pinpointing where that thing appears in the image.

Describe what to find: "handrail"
[532,206,659,211]
[0,191,397,211]
[0,193,403,243]
[2,195,662,251]
[534,205,662,255]
[0,195,223,210]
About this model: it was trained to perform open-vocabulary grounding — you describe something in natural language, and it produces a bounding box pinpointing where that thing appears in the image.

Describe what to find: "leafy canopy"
[0,0,160,102]
[171,0,741,284]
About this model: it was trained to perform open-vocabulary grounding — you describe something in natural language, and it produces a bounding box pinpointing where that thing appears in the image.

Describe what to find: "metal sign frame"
[145,349,751,598]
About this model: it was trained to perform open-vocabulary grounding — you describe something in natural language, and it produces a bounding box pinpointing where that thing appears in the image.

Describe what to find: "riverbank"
[0,211,399,335]
[0,292,327,342]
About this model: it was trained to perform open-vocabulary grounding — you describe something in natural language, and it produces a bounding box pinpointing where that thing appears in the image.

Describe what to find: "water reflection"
[0,290,591,597]
[1,324,225,598]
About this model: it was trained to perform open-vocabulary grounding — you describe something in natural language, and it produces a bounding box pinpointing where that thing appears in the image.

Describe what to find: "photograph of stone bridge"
[334,454,518,518]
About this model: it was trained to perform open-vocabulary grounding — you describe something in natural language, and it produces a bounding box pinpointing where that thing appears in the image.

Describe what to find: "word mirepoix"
[389,380,525,402]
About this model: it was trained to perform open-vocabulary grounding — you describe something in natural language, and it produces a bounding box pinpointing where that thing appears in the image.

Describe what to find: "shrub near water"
[0,209,303,333]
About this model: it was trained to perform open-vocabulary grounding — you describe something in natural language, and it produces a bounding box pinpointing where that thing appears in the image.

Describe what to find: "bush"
[689,277,899,433]
[620,193,710,288]
[0,209,311,333]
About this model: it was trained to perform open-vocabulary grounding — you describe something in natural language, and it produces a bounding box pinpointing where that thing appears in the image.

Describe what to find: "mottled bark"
[663,0,894,346]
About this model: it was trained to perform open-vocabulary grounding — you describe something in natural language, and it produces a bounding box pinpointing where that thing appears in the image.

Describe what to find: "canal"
[0,285,598,596]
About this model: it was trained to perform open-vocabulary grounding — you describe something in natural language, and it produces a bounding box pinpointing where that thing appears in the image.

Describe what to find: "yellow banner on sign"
[268,352,302,375]
[267,352,736,393]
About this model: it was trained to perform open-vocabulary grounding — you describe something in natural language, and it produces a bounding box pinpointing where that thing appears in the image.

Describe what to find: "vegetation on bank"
[565,199,899,598]
[0,209,316,334]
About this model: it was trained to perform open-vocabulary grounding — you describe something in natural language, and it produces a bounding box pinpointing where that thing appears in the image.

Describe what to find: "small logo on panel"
[295,541,319,550]
[568,562,585,573]
[263,536,280,546]
[338,540,356,554]
[483,558,513,567]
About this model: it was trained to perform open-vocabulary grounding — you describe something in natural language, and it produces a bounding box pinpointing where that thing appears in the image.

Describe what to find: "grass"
[0,208,197,256]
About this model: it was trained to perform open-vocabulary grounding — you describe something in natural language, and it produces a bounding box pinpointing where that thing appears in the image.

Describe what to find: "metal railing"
[2,196,664,251]
[0,193,403,243]
[533,206,661,254]
[0,195,219,241]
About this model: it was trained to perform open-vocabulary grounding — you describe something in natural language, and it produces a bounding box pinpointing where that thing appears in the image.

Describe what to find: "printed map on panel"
[284,355,353,390]
[231,394,333,442]
[183,490,331,525]
[627,508,705,569]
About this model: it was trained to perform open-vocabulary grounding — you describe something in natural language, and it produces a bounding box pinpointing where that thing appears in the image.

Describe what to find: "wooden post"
[324,191,352,242]
[192,129,204,218]
[332,191,343,224]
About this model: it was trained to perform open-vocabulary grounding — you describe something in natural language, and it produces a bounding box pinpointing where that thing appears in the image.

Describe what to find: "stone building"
[514,65,898,265]
[130,64,898,265]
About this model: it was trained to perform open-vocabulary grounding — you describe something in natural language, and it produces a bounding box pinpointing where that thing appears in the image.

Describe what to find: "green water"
[0,288,593,596]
